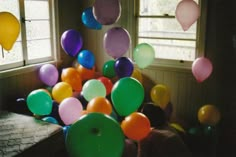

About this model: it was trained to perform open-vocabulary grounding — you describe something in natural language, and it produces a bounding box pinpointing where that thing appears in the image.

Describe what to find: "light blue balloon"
[81,7,102,30]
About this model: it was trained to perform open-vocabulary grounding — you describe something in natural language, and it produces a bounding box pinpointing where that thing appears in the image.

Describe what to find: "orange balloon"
[76,64,95,81]
[97,76,113,95]
[121,112,151,141]
[86,97,112,115]
[61,67,82,92]
[198,104,221,126]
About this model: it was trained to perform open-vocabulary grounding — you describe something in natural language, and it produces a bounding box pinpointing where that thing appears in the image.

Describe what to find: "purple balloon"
[39,64,59,86]
[104,27,131,59]
[93,0,121,25]
[115,57,134,78]
[61,29,83,57]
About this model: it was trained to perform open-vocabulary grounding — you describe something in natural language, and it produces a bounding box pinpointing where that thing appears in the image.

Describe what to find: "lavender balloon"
[39,64,59,86]
[104,27,131,59]
[115,57,134,78]
[93,0,121,25]
[61,29,83,57]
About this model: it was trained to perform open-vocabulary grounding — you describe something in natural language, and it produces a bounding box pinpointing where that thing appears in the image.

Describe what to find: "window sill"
[0,60,62,79]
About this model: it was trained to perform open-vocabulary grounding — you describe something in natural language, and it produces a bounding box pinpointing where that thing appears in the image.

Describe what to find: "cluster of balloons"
[175,0,200,31]
[0,12,20,51]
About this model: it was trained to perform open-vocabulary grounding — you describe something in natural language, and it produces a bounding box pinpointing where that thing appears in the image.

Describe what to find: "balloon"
[66,113,124,157]
[150,84,170,109]
[59,97,83,125]
[198,104,221,126]
[38,64,59,86]
[76,64,95,81]
[192,57,213,83]
[104,27,131,58]
[0,12,20,51]
[49,101,64,125]
[82,79,106,101]
[131,68,143,84]
[170,123,186,133]
[93,0,121,25]
[86,97,112,115]
[102,60,116,78]
[121,112,151,141]
[115,57,134,78]
[97,76,113,95]
[52,82,73,103]
[61,67,82,92]
[82,7,102,30]
[77,49,95,69]
[42,116,59,124]
[26,89,53,115]
[111,77,144,116]
[175,0,200,31]
[63,125,71,138]
[61,29,83,57]
[133,43,155,69]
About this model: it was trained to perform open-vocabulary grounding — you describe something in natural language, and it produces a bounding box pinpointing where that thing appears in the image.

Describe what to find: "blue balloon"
[42,116,59,124]
[77,49,95,69]
[82,7,102,30]
[115,57,134,78]
[63,125,71,138]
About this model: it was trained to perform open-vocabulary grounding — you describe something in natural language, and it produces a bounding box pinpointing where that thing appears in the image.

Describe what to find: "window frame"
[0,0,60,76]
[133,0,208,70]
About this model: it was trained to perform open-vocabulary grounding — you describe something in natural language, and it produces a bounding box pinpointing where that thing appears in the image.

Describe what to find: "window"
[135,0,207,69]
[0,0,58,71]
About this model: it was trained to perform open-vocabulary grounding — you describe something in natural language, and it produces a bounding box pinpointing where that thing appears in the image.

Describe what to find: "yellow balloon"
[150,84,170,109]
[131,68,143,84]
[198,104,221,126]
[170,123,186,133]
[52,82,73,103]
[0,12,20,51]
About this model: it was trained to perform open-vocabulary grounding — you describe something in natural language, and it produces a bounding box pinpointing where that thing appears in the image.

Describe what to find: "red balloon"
[192,57,213,83]
[97,76,113,95]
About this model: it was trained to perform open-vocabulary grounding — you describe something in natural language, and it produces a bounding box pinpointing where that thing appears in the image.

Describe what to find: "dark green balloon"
[66,113,125,157]
[111,77,144,116]
[102,60,116,78]
[26,89,53,115]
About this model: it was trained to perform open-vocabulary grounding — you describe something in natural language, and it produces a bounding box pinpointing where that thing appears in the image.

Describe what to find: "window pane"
[27,39,52,60]
[139,0,199,16]
[138,38,195,61]
[0,42,23,65]
[138,18,197,39]
[26,21,50,40]
[25,0,49,20]
[0,0,20,18]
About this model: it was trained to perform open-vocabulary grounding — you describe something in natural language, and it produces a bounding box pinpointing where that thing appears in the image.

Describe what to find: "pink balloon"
[59,97,83,125]
[39,64,59,86]
[93,0,121,25]
[104,27,131,58]
[175,0,200,31]
[192,57,213,83]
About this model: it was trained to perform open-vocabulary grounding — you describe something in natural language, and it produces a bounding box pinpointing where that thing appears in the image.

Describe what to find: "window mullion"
[19,0,28,65]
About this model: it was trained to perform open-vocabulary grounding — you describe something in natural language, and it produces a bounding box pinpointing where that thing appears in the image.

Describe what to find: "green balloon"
[133,43,155,69]
[66,113,125,157]
[111,77,144,116]
[26,89,53,115]
[102,60,116,78]
[82,79,106,101]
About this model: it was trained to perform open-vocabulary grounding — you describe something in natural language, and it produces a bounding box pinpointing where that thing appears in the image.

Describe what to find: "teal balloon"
[81,7,102,30]
[42,116,58,124]
[66,113,125,157]
[133,43,155,69]
[111,77,144,116]
[102,60,116,78]
[82,79,106,101]
[26,89,53,115]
